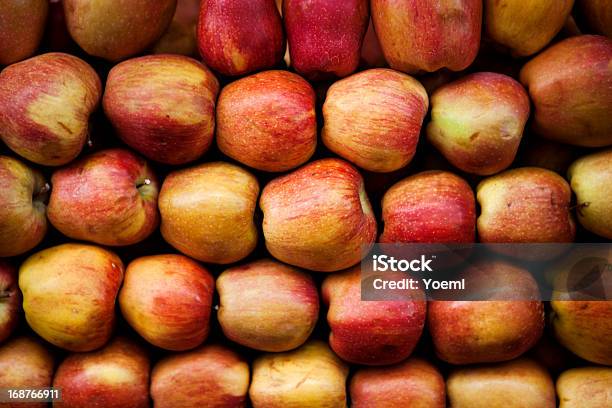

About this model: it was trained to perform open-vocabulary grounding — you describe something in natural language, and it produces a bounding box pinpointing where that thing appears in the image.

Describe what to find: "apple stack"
[0,0,611,407]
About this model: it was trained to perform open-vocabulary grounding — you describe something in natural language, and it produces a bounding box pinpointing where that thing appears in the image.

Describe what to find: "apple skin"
[361,18,387,68]
[371,0,482,74]
[322,68,429,173]
[249,340,349,408]
[0,261,20,344]
[447,358,556,408]
[0,336,54,408]
[53,337,149,408]
[217,259,319,352]
[322,266,426,365]
[0,156,48,257]
[151,344,250,408]
[64,0,176,61]
[0,0,48,65]
[427,72,530,176]
[575,0,612,38]
[568,149,612,239]
[477,167,575,244]
[48,149,159,247]
[484,0,574,57]
[104,55,219,165]
[152,0,200,56]
[260,158,377,272]
[520,35,612,147]
[381,170,475,244]
[350,358,446,408]
[557,367,612,408]
[216,70,316,172]
[119,254,214,351]
[159,162,259,264]
[19,243,124,352]
[283,0,369,80]
[197,0,284,76]
[0,53,101,166]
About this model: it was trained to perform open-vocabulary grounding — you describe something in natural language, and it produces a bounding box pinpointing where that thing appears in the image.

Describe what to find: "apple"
[518,136,577,175]
[361,18,387,68]
[216,70,316,172]
[447,358,556,408]
[104,55,220,165]
[427,72,530,176]
[63,0,176,61]
[45,0,75,52]
[484,0,574,56]
[557,367,612,408]
[151,344,250,408]
[0,156,48,257]
[48,149,159,247]
[322,68,429,172]
[0,261,20,344]
[151,0,200,56]
[381,170,475,244]
[371,0,482,74]
[159,162,259,264]
[217,258,319,352]
[575,0,612,38]
[260,158,377,272]
[283,0,369,80]
[568,149,612,239]
[53,337,149,408]
[520,35,612,147]
[197,0,284,76]
[0,0,48,65]
[322,266,426,365]
[350,357,446,408]
[249,340,349,408]
[0,53,101,166]
[19,243,123,352]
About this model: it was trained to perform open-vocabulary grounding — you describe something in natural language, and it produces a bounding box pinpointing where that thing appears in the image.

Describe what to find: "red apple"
[518,136,577,175]
[360,18,387,68]
[197,0,284,76]
[48,149,159,247]
[350,358,446,408]
[520,35,612,147]
[557,367,612,408]
[216,70,316,172]
[151,344,250,408]
[0,156,48,257]
[19,243,124,352]
[0,0,48,65]
[45,0,75,52]
[104,55,220,165]
[0,53,101,166]
[0,260,20,344]
[322,68,429,172]
[53,337,149,408]
[371,0,482,74]
[151,0,200,56]
[64,0,177,61]
[260,158,377,272]
[427,72,530,175]
[217,259,319,352]
[283,0,369,80]
[575,0,612,38]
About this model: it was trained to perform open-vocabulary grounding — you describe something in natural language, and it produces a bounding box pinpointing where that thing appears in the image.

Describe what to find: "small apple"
[151,0,200,56]
[322,68,429,172]
[216,70,316,172]
[217,259,319,352]
[119,254,214,351]
[53,337,149,408]
[371,0,482,74]
[0,53,101,166]
[360,18,387,68]
[45,0,75,52]
[350,358,446,408]
[447,358,556,408]
[575,0,612,38]
[48,149,159,247]
[557,367,612,408]
[197,0,284,76]
[520,35,612,147]
[0,0,48,65]
[159,162,259,264]
[19,243,123,352]
[260,158,377,272]
[283,0,369,80]
[427,72,530,175]
[151,344,250,408]
[0,260,20,344]
[518,136,577,175]
[0,156,48,257]
[104,55,220,165]
[249,340,349,408]
[63,0,177,61]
